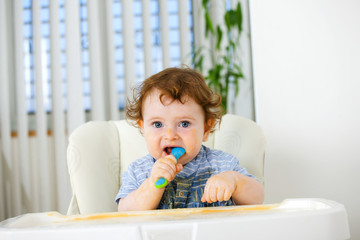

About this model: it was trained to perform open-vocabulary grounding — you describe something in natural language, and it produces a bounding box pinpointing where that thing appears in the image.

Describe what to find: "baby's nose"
[164,127,179,140]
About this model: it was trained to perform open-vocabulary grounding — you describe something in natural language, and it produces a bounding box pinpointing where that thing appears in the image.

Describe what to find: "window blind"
[0,0,194,220]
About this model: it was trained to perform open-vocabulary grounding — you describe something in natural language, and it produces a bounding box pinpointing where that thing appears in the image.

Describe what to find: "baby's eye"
[152,121,163,128]
[179,121,190,128]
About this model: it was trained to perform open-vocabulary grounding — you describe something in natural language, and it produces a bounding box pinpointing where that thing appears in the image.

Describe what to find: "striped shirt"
[115,145,257,209]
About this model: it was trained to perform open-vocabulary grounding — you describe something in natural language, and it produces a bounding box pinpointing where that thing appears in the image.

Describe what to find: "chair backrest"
[66,114,266,215]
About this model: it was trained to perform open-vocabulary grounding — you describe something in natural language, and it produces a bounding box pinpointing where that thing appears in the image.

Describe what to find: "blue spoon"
[154,147,186,189]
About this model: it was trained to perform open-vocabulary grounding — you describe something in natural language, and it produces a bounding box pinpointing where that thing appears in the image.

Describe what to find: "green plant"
[193,0,244,113]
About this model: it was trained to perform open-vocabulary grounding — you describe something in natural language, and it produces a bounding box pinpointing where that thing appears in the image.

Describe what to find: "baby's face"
[138,89,211,165]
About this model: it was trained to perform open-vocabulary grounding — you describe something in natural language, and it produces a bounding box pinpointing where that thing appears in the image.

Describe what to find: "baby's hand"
[150,155,183,185]
[201,171,238,203]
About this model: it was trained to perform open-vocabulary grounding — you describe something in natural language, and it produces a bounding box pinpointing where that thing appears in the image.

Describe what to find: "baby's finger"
[164,155,177,164]
[224,189,232,201]
[209,186,217,203]
[157,161,176,173]
[216,188,225,202]
[201,185,210,203]
[201,192,211,203]
[157,156,177,170]
[175,163,183,173]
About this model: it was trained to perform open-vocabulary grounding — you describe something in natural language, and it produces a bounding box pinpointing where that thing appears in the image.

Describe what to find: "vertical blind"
[0,0,194,220]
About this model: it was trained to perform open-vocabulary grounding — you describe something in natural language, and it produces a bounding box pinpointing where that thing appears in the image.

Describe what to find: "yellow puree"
[63,204,276,222]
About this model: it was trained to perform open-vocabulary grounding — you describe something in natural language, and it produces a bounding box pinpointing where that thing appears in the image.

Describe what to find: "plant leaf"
[202,0,209,9]
[205,12,214,37]
[216,26,223,50]
[236,2,243,32]
[224,11,231,31]
[194,0,245,114]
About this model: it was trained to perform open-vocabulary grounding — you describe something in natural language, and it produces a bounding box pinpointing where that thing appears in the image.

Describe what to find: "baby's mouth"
[164,147,174,155]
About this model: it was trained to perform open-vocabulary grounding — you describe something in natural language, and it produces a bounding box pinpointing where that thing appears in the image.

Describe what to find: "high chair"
[66,114,266,215]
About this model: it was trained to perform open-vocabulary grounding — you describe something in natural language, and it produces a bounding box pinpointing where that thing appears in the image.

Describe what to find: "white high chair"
[66,114,266,215]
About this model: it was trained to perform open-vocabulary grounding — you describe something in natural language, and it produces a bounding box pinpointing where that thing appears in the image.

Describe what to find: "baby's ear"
[137,120,144,133]
[203,119,215,141]
[137,119,143,128]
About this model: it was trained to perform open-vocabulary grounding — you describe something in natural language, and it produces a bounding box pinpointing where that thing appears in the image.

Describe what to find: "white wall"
[250,0,360,239]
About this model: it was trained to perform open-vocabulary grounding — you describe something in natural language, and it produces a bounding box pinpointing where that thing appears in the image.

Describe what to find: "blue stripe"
[115,145,257,208]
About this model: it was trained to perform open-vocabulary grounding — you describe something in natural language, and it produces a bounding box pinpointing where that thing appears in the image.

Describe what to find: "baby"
[116,67,264,211]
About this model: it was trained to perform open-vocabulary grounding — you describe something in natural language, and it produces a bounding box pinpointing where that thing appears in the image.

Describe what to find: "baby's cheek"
[184,129,201,156]
[144,131,161,159]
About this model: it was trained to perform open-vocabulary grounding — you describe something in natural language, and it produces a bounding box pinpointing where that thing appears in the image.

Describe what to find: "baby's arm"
[118,155,183,211]
[201,171,264,205]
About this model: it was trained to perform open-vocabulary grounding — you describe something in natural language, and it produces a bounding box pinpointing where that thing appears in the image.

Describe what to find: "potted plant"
[193,0,244,113]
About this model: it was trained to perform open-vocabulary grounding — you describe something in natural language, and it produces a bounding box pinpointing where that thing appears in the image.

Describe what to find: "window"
[22,0,194,114]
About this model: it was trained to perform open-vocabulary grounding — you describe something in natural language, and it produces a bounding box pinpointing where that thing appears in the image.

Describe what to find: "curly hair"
[126,67,223,133]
